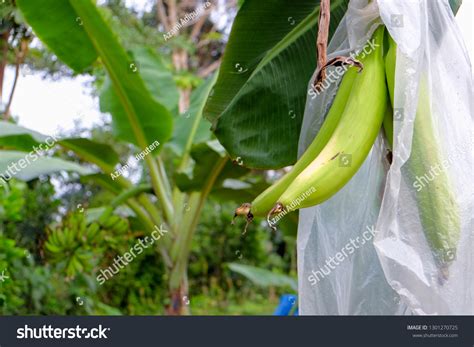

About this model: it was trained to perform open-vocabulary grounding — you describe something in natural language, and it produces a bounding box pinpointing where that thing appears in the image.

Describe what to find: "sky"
[3,1,473,137]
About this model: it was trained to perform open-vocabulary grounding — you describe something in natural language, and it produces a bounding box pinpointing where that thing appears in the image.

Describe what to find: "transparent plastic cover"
[297,0,473,315]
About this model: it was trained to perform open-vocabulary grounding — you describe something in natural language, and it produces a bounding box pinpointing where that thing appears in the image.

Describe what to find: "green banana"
[382,30,395,149]
[234,44,361,224]
[383,103,394,148]
[385,35,460,275]
[270,26,387,215]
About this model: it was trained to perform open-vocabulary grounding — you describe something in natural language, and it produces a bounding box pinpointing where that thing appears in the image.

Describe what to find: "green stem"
[169,157,228,289]
[171,74,218,231]
[114,176,163,225]
[110,184,152,208]
[145,155,174,223]
[157,156,173,199]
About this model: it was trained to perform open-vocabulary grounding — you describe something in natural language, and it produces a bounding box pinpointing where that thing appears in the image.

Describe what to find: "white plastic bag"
[297,0,473,315]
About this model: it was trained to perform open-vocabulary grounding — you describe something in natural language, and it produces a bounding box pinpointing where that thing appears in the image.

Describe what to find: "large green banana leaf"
[99,46,179,140]
[0,121,120,173]
[17,0,173,148]
[58,138,120,173]
[0,151,92,181]
[15,0,97,72]
[126,47,179,112]
[0,122,49,151]
[174,140,247,192]
[204,0,349,169]
[167,75,216,157]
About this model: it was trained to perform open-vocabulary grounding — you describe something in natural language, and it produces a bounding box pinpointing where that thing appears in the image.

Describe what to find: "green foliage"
[17,0,98,72]
[167,75,216,156]
[174,71,202,90]
[0,150,93,180]
[188,199,287,292]
[0,177,295,315]
[0,180,25,222]
[0,237,29,314]
[59,138,121,173]
[130,46,179,111]
[0,178,59,248]
[227,263,297,291]
[18,0,174,147]
[204,0,349,169]
[0,181,90,315]
[175,140,247,192]
[2,0,301,316]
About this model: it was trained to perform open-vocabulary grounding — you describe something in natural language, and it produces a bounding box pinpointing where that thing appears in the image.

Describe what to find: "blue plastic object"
[273,294,297,316]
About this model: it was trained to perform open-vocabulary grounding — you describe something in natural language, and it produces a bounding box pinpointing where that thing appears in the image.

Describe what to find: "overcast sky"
[4,1,473,137]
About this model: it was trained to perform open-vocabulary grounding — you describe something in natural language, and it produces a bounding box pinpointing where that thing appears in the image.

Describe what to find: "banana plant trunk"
[166,157,228,315]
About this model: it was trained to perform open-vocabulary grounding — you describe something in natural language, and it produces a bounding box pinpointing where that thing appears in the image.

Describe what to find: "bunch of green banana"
[95,205,130,234]
[234,26,387,228]
[384,35,460,277]
[45,213,101,277]
[45,210,130,277]
[99,213,130,234]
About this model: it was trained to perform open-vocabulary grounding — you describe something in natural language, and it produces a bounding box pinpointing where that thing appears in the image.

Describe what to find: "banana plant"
[2,0,254,315]
[2,0,357,314]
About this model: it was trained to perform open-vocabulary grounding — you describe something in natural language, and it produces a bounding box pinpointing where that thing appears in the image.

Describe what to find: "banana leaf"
[204,0,349,169]
[17,0,173,148]
[0,150,92,181]
[0,121,120,173]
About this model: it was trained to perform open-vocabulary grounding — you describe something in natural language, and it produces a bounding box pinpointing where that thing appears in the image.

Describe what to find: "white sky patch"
[124,0,154,14]
[210,0,237,38]
[3,67,105,136]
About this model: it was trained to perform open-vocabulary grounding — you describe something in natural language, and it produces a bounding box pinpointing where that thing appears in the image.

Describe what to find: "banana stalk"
[385,36,460,276]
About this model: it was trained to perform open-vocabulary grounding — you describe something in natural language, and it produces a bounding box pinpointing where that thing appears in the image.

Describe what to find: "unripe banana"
[86,222,101,240]
[102,215,121,229]
[113,220,129,234]
[272,26,387,214]
[98,206,114,225]
[382,103,394,148]
[234,49,361,224]
[382,31,395,149]
[385,36,460,276]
